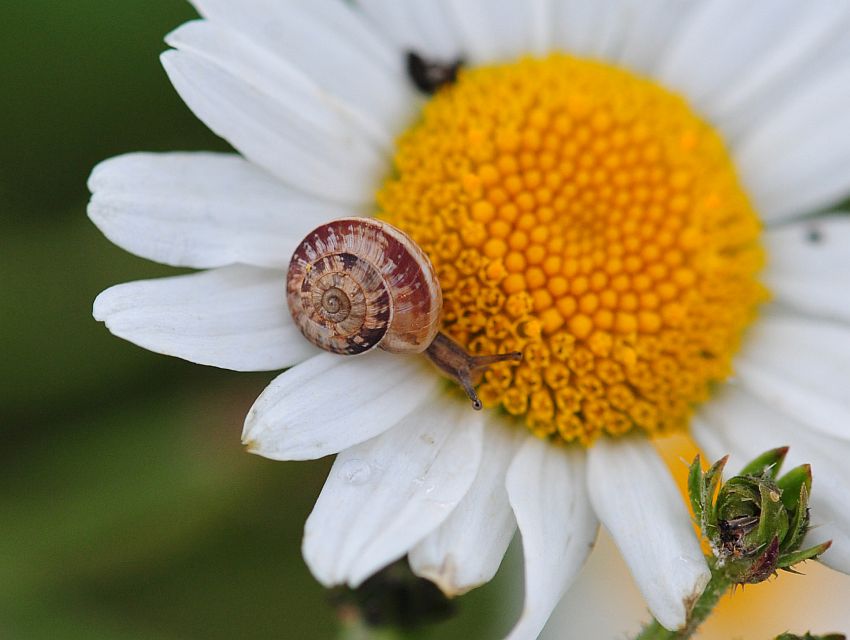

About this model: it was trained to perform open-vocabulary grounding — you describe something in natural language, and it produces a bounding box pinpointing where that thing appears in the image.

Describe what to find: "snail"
[286,218,522,410]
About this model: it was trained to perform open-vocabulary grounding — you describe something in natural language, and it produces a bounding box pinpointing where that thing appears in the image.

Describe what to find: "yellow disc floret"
[377,54,766,445]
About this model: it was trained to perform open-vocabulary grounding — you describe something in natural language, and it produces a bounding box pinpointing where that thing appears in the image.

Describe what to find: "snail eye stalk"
[424,332,522,410]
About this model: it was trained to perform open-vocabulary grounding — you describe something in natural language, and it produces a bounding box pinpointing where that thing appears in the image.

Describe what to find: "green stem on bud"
[634,557,731,640]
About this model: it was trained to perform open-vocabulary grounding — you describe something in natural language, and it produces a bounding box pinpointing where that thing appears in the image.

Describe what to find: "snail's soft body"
[286,217,521,409]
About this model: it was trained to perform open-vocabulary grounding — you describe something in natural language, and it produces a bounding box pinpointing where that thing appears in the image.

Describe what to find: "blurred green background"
[0,2,515,638]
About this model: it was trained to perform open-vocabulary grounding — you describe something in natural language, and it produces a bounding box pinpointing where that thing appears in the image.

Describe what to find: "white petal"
[93,265,313,371]
[167,19,397,153]
[88,152,348,270]
[804,523,850,575]
[441,0,549,62]
[587,437,710,631]
[357,0,464,61]
[717,30,850,143]
[734,62,850,222]
[243,351,440,461]
[543,529,649,639]
[552,0,633,62]
[161,49,386,206]
[737,314,850,441]
[764,215,850,323]
[409,415,521,596]
[505,438,598,640]
[615,0,696,75]
[525,0,553,55]
[303,395,483,587]
[710,5,850,138]
[658,1,850,137]
[693,385,850,574]
[188,0,415,136]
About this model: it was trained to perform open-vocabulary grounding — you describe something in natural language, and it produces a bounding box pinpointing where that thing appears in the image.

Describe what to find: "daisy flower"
[90,1,850,637]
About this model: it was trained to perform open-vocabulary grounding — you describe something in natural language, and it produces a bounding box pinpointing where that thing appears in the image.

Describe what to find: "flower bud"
[688,448,831,585]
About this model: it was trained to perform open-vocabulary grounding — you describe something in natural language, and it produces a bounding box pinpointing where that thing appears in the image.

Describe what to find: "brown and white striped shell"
[286,218,443,356]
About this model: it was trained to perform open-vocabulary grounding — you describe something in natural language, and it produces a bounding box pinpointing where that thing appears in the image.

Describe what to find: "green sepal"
[777,464,812,512]
[738,446,788,479]
[702,454,728,533]
[781,482,810,554]
[775,633,846,640]
[688,455,704,528]
[756,481,789,547]
[776,540,832,569]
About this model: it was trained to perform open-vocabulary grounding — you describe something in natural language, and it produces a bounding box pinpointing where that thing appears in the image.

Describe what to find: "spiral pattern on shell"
[286,218,443,356]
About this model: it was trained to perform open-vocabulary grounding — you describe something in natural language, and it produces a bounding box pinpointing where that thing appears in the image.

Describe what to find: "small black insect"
[406,51,464,95]
[718,515,760,558]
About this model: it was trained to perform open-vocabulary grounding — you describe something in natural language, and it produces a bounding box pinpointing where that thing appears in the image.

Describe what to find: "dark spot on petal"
[806,227,823,244]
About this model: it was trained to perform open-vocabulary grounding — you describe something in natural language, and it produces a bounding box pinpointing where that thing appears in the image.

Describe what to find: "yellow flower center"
[378,54,766,445]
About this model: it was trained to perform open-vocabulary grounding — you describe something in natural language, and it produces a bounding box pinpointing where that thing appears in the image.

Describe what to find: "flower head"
[90,1,850,637]
[378,53,765,443]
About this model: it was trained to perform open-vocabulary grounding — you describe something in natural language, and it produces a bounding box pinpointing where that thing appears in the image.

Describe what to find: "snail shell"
[286,218,442,356]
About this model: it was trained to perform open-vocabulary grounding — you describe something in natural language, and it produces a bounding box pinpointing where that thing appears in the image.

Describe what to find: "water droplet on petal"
[339,459,373,486]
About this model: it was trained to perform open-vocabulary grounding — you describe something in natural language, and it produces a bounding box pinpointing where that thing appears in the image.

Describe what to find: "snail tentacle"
[424,332,523,410]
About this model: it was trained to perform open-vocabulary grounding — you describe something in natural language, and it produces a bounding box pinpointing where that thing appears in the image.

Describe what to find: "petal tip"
[91,287,113,322]
[243,438,262,455]
[412,558,474,599]
[163,18,203,48]
[159,48,180,74]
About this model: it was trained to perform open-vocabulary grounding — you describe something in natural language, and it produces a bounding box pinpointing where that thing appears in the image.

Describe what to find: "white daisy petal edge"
[166,19,395,153]
[505,437,598,640]
[735,61,850,222]
[161,48,386,207]
[614,0,696,76]
[587,437,710,631]
[88,151,350,270]
[442,0,545,63]
[657,0,850,137]
[302,393,483,588]
[93,265,316,371]
[693,385,850,573]
[243,351,440,461]
[357,0,464,62]
[736,314,850,442]
[189,0,415,138]
[765,214,850,324]
[552,0,634,63]
[409,414,521,597]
